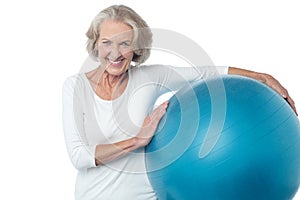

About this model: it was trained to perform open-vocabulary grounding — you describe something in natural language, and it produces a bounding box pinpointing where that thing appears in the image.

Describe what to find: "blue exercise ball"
[145,75,300,200]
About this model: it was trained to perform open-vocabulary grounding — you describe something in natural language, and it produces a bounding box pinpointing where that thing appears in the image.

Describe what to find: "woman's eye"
[121,42,130,47]
[101,41,111,45]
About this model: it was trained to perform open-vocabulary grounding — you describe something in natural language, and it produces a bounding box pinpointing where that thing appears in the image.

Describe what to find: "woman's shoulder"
[131,64,173,74]
[128,64,175,84]
[62,73,87,91]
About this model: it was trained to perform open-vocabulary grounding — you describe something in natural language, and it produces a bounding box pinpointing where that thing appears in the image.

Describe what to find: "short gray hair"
[86,5,153,65]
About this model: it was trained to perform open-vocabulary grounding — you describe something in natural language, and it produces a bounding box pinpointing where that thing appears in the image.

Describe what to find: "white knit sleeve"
[62,76,97,170]
[141,65,229,95]
[170,65,229,80]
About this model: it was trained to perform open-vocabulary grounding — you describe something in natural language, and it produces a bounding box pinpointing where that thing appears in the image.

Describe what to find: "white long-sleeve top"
[62,65,228,200]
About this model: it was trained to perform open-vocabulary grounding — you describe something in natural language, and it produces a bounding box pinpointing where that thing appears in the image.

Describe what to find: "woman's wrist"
[133,136,150,149]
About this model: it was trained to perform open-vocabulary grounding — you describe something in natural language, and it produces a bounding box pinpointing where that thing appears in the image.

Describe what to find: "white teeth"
[109,59,122,64]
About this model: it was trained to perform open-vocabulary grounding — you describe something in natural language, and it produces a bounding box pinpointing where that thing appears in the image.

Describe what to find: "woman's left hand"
[258,73,298,116]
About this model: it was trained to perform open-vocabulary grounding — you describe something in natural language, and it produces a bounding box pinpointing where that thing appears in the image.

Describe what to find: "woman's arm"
[94,101,168,165]
[228,67,298,115]
[63,75,168,169]
[62,77,97,170]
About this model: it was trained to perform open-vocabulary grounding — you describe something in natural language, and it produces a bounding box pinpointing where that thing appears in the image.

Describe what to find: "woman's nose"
[109,44,121,59]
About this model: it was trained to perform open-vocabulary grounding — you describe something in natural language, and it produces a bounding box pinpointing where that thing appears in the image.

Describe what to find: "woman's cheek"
[98,46,111,59]
[122,49,134,60]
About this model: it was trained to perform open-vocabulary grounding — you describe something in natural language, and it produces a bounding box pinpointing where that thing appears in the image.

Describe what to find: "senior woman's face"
[97,20,134,76]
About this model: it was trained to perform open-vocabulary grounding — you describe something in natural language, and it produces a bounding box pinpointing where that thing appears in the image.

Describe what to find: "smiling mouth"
[107,57,125,65]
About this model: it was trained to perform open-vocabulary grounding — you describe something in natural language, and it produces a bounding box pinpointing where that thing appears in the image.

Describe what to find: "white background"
[0,0,299,199]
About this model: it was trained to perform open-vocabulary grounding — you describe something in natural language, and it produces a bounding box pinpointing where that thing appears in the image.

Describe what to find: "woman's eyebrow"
[99,37,111,41]
[120,39,132,43]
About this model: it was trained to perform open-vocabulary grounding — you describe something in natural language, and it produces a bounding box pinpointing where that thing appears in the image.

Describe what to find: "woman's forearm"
[95,101,168,166]
[228,66,267,82]
[94,137,140,165]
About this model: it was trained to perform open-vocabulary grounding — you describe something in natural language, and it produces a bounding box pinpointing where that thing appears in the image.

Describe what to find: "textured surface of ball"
[146,75,300,200]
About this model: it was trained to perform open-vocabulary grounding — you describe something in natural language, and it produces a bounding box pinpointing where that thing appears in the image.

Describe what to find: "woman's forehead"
[99,20,133,40]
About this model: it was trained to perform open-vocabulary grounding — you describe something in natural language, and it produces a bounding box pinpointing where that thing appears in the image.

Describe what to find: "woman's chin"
[106,66,128,76]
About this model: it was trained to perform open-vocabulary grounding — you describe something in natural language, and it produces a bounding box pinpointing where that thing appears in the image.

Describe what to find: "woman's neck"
[101,71,125,88]
[86,67,129,100]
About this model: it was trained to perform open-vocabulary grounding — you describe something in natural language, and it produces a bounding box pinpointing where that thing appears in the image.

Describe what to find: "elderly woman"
[62,5,297,200]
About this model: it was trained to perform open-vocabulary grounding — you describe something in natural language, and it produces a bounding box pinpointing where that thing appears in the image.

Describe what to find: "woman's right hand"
[135,101,169,148]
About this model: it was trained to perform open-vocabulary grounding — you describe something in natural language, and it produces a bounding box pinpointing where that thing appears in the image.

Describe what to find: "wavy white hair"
[86,5,153,65]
